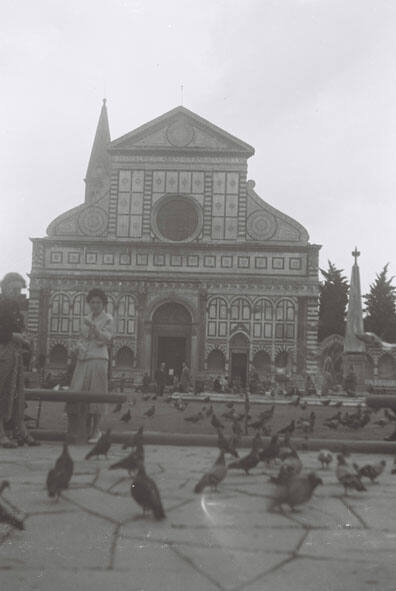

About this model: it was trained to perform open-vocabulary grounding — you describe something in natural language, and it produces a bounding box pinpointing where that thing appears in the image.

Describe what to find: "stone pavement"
[0,443,395,591]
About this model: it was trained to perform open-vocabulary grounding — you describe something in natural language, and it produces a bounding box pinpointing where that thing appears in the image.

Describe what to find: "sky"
[1,0,396,294]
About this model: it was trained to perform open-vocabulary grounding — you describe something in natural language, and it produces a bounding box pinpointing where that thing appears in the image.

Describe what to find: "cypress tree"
[318,261,349,341]
[364,264,396,342]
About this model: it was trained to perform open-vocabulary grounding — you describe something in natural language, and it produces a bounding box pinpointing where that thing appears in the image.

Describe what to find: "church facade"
[28,102,320,385]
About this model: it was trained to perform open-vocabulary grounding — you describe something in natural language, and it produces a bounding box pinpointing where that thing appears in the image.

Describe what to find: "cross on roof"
[352,247,360,264]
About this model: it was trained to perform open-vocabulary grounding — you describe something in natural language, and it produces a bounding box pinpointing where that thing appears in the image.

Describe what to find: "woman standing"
[69,288,113,442]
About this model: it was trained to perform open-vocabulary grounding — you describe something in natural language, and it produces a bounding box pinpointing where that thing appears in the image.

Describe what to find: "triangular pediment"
[110,106,254,156]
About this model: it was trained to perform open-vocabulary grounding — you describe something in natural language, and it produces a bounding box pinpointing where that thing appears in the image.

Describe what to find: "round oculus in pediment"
[166,120,195,147]
[78,206,108,236]
[152,195,202,242]
[247,210,277,241]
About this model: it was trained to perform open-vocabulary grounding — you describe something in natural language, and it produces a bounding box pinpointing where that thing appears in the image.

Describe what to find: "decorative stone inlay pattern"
[78,206,108,236]
[166,120,195,147]
[247,210,277,241]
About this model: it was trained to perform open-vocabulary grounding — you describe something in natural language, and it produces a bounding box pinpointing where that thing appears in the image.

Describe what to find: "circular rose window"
[152,195,202,242]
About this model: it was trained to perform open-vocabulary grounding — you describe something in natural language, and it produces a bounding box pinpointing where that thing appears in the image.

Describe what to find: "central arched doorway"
[152,302,192,380]
[230,332,249,387]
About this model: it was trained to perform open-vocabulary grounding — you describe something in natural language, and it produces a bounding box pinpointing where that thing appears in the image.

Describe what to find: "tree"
[364,264,396,342]
[318,261,349,342]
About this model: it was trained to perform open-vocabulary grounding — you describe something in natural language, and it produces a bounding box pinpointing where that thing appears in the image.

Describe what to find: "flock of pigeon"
[1,398,396,530]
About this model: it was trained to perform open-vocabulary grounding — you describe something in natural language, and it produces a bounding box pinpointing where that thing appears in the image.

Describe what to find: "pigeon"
[228,434,262,475]
[142,393,151,401]
[113,402,123,413]
[355,331,396,351]
[0,480,10,495]
[268,472,323,512]
[225,401,234,409]
[174,398,187,412]
[321,399,331,406]
[85,429,112,460]
[130,461,165,520]
[333,400,343,408]
[211,413,224,430]
[391,457,396,475]
[261,405,275,421]
[217,429,239,457]
[184,411,204,423]
[144,405,155,418]
[318,450,333,470]
[336,454,366,495]
[299,400,308,411]
[259,435,280,464]
[222,409,236,421]
[232,418,243,438]
[205,405,213,417]
[277,420,295,436]
[120,409,132,423]
[288,396,300,407]
[46,443,74,500]
[271,448,302,485]
[122,425,144,450]
[109,442,144,475]
[203,395,211,403]
[384,408,396,422]
[194,451,227,493]
[374,418,389,427]
[353,460,386,483]
[384,427,396,441]
[0,495,24,530]
[323,418,339,430]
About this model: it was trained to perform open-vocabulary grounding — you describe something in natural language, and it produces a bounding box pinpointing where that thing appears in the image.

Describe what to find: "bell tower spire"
[85,98,111,203]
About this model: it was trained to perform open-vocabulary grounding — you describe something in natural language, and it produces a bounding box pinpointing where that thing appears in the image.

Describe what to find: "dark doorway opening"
[231,352,248,387]
[157,336,186,382]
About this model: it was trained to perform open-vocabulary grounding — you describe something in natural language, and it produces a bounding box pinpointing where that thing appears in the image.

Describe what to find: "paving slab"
[0,443,394,590]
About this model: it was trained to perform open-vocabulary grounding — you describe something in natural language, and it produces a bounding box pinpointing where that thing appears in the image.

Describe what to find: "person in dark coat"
[155,362,167,397]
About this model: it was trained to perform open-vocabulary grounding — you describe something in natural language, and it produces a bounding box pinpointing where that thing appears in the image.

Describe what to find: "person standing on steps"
[67,288,114,443]
[155,362,167,397]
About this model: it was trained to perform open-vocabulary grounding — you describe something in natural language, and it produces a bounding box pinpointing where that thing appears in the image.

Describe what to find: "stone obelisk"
[343,248,366,392]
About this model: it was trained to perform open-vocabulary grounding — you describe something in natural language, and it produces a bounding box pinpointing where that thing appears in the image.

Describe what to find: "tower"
[343,248,367,391]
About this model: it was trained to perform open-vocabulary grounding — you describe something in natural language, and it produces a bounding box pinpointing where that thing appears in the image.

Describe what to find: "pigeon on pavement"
[46,443,74,500]
[228,434,262,475]
[130,461,165,520]
[211,413,224,430]
[0,495,24,530]
[144,405,155,418]
[120,409,132,423]
[268,472,323,512]
[184,411,204,423]
[318,450,333,470]
[85,429,112,460]
[110,442,144,475]
[336,454,366,495]
[194,451,227,493]
[122,425,144,450]
[277,420,295,436]
[259,435,280,464]
[353,460,386,483]
[217,429,239,457]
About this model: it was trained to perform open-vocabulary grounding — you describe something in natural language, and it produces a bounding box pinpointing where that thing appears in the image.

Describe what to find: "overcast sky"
[1,0,395,294]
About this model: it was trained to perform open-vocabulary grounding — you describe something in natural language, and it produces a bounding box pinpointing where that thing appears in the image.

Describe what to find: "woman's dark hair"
[86,288,108,306]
